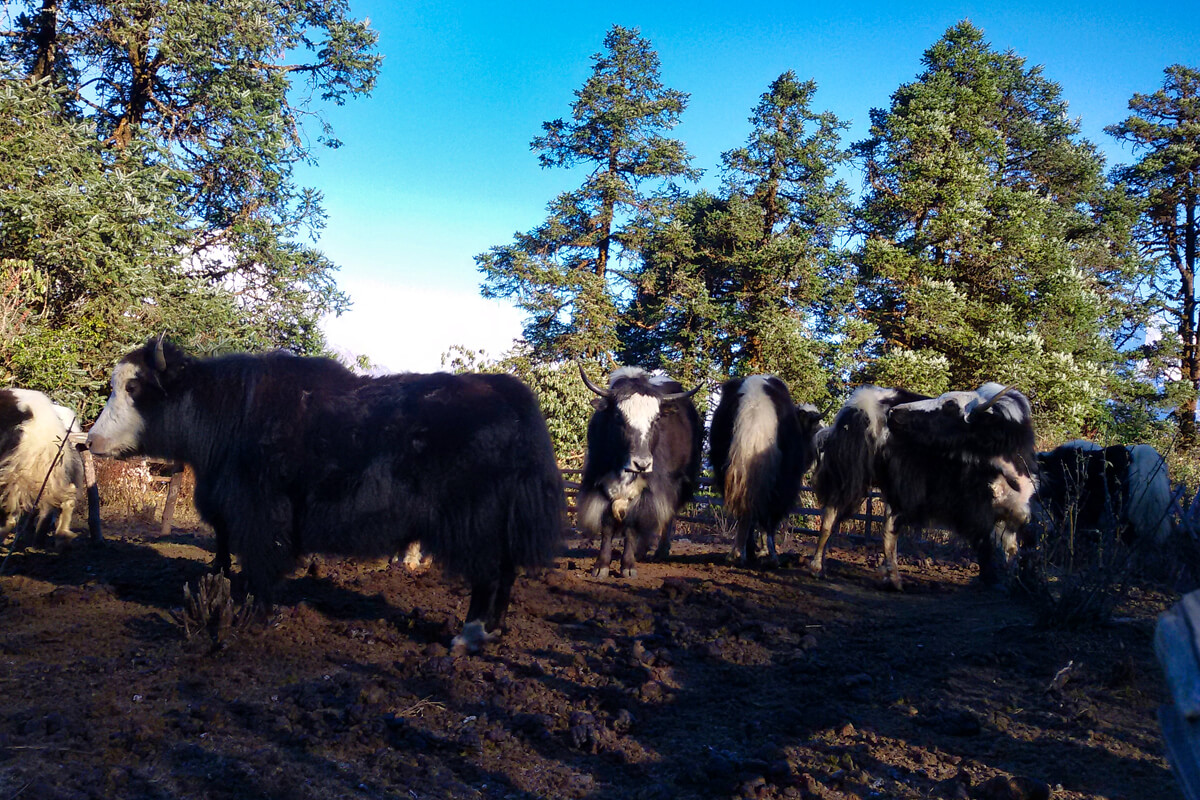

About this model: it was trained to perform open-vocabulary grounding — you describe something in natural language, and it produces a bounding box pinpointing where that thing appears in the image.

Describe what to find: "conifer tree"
[854,21,1141,439]
[477,25,697,362]
[623,73,856,404]
[1108,65,1200,448]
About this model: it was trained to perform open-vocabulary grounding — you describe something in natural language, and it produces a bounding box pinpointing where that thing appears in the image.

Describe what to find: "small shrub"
[174,573,254,653]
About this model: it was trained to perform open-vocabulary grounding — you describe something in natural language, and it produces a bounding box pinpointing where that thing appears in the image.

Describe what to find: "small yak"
[87,337,567,652]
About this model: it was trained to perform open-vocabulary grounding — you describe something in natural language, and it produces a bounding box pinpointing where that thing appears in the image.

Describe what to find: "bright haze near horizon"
[306,0,1200,374]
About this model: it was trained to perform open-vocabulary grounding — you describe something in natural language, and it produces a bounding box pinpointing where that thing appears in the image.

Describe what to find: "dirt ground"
[0,513,1181,800]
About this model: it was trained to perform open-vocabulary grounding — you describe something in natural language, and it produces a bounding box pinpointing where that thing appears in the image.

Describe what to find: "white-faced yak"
[87,337,566,652]
[709,375,822,567]
[576,366,702,579]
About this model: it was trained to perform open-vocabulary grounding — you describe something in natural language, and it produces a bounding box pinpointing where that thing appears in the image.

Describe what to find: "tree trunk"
[28,0,58,81]
[1181,189,1198,447]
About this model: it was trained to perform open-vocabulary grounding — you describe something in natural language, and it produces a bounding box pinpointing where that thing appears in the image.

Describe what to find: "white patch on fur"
[451,620,499,654]
[893,391,974,418]
[725,376,781,516]
[1126,444,1172,542]
[0,389,82,534]
[576,491,611,535]
[967,383,1032,423]
[87,362,146,457]
[845,386,898,444]
[609,366,648,385]
[617,393,660,439]
[989,456,1035,527]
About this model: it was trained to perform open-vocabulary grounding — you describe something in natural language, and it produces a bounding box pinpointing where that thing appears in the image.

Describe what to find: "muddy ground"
[0,514,1181,800]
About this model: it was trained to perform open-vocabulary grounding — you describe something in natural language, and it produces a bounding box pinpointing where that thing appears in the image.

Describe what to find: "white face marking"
[617,393,660,439]
[86,362,146,457]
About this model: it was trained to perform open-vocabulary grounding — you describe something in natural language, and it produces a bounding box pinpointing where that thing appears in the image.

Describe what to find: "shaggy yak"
[87,337,566,652]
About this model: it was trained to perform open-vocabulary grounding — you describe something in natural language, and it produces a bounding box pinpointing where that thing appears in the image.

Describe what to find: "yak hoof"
[760,555,780,570]
[451,620,500,655]
[620,567,638,579]
[806,559,825,578]
[592,565,611,579]
[725,549,745,566]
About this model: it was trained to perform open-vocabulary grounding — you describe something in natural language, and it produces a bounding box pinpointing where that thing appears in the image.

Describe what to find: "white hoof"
[451,620,500,655]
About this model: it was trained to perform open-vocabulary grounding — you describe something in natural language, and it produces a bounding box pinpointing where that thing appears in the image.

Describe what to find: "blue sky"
[305,1,1200,372]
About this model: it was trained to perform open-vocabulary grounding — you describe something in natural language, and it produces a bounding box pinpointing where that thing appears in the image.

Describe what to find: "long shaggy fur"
[89,339,566,644]
[0,389,83,537]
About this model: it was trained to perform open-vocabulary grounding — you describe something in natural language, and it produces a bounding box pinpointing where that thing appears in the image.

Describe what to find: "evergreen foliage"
[477,25,697,363]
[0,1,379,412]
[852,22,1144,441]
[1108,64,1200,452]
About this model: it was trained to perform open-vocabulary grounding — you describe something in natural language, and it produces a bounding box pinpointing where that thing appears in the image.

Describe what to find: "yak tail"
[504,462,569,571]
[724,394,781,519]
[812,406,874,512]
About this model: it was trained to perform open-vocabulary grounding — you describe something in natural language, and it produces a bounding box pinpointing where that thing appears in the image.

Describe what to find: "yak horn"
[154,333,167,372]
[661,383,703,402]
[578,363,610,397]
[971,384,1015,416]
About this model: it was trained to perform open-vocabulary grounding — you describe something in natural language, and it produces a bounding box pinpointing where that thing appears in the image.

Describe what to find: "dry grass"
[92,458,202,528]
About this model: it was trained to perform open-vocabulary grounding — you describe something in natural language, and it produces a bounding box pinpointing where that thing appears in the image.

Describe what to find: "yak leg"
[620,526,640,579]
[726,515,755,566]
[975,535,1001,585]
[592,522,616,579]
[762,521,780,569]
[808,507,840,576]
[652,518,675,561]
[878,515,902,591]
[453,564,516,654]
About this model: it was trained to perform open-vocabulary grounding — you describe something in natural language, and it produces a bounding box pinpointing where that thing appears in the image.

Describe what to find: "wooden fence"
[561,469,888,541]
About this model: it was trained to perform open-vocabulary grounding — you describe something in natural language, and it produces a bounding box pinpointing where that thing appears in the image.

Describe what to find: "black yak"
[87,337,566,652]
[0,388,84,546]
[878,383,1037,587]
[709,375,822,566]
[576,366,702,578]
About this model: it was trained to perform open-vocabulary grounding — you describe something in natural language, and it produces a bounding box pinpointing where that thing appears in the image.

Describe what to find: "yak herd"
[0,337,1178,650]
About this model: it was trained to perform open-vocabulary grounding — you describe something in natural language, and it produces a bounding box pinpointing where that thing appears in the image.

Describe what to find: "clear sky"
[305,0,1200,372]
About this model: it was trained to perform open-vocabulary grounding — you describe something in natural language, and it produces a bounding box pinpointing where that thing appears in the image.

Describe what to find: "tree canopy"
[0,0,379,412]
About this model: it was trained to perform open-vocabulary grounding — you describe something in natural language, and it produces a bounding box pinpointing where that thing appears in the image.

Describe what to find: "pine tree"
[1107,65,1200,448]
[622,73,855,404]
[477,25,697,362]
[854,21,1142,439]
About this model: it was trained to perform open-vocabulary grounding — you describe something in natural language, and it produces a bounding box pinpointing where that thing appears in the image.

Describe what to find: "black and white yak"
[1032,440,1172,548]
[810,384,1036,589]
[809,385,929,585]
[576,366,702,579]
[0,388,84,546]
[709,375,823,566]
[87,337,566,652]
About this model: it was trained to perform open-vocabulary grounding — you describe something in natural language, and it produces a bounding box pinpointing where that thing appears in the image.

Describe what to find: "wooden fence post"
[69,433,102,544]
[160,464,185,537]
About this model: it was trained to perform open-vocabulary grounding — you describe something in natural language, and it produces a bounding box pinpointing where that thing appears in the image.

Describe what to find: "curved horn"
[154,333,167,372]
[578,363,610,397]
[661,383,703,402]
[971,384,1015,416]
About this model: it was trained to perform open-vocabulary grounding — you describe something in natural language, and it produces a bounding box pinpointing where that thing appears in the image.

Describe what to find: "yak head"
[580,364,700,477]
[88,335,189,458]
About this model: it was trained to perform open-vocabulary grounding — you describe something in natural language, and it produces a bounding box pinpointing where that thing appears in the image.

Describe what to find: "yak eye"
[125,378,141,396]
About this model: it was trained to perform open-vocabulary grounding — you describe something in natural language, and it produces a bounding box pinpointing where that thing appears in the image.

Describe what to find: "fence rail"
[561,469,888,539]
